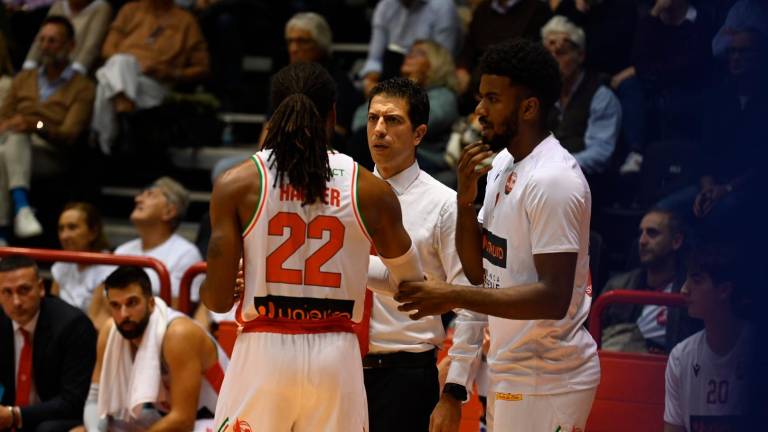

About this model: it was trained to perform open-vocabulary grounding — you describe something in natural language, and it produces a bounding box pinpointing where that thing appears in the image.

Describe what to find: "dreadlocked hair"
[263,62,336,206]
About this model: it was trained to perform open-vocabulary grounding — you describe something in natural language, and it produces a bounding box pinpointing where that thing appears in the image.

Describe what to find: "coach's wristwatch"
[442,383,468,402]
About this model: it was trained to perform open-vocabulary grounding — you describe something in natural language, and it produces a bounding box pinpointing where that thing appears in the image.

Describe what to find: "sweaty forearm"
[455,205,484,284]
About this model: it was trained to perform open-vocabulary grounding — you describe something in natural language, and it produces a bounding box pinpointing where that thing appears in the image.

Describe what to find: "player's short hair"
[368,77,430,129]
[0,255,39,278]
[478,38,561,123]
[686,242,752,318]
[105,266,153,297]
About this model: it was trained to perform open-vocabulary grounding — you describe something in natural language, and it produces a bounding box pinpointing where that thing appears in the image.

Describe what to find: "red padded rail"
[179,261,207,315]
[589,289,687,348]
[0,246,173,304]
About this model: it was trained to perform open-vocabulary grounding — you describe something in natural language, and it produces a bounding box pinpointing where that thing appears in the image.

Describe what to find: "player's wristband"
[443,383,468,402]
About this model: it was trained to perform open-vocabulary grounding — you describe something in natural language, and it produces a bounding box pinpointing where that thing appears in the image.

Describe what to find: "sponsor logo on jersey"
[482,229,507,268]
[554,427,582,432]
[217,417,229,432]
[504,172,517,194]
[233,418,252,432]
[253,294,353,320]
[496,392,523,401]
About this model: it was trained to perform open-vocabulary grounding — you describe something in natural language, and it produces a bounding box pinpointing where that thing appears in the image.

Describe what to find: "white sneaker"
[14,207,43,238]
[619,151,644,175]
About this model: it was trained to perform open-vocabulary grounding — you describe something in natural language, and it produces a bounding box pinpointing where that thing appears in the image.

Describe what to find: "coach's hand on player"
[457,141,494,207]
[395,276,456,320]
[430,393,462,432]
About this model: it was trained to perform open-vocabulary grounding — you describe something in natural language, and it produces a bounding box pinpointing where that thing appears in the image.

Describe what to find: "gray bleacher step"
[101,186,212,203]
[168,146,254,171]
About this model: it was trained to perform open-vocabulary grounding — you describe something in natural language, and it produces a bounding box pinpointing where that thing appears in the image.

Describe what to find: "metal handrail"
[179,261,207,315]
[589,289,687,348]
[0,247,173,304]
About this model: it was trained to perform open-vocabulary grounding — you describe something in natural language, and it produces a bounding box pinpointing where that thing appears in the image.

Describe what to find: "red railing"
[589,289,687,348]
[0,247,173,304]
[179,261,207,314]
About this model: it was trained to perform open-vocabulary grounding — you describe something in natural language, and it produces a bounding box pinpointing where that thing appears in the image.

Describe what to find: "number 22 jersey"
[238,150,372,329]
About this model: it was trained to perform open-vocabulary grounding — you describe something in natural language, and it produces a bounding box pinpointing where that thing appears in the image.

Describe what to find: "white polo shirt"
[664,328,751,430]
[455,135,600,395]
[369,161,476,353]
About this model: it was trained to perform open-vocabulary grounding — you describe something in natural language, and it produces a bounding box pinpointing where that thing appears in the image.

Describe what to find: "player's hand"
[69,426,86,432]
[457,141,493,207]
[395,276,456,320]
[429,394,462,432]
[693,184,729,218]
[233,258,244,301]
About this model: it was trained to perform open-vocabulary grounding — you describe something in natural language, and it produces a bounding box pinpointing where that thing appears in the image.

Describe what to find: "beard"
[116,310,151,340]
[479,110,518,152]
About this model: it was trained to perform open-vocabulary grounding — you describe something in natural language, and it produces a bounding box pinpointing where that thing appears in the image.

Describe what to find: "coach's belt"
[362,349,437,369]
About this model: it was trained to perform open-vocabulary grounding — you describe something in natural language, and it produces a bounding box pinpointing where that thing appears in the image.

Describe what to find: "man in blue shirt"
[359,0,461,96]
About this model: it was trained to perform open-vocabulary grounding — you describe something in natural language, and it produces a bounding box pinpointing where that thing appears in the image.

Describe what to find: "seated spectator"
[90,0,209,154]
[23,0,112,74]
[91,177,202,323]
[359,0,461,96]
[614,0,714,175]
[712,0,768,58]
[455,0,551,99]
[664,242,753,431]
[51,202,116,328]
[542,15,621,178]
[0,16,95,241]
[549,0,637,77]
[352,40,460,186]
[601,209,697,354]
[0,255,97,431]
[656,29,766,234]
[81,266,227,431]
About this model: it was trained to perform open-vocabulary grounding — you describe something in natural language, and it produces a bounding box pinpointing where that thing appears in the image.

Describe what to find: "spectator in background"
[543,15,621,179]
[656,28,766,234]
[52,202,116,329]
[352,40,459,185]
[0,16,95,242]
[0,255,97,431]
[455,0,551,98]
[549,0,638,77]
[664,242,753,431]
[614,0,714,175]
[91,0,209,154]
[712,0,768,58]
[23,0,112,74]
[601,209,697,354]
[90,177,202,323]
[0,35,14,108]
[359,0,461,96]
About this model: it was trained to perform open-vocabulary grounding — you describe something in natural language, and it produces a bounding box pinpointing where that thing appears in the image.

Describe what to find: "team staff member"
[396,39,600,432]
[363,77,480,431]
[201,63,422,431]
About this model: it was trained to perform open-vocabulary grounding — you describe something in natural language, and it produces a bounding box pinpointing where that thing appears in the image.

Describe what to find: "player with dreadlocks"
[201,62,423,431]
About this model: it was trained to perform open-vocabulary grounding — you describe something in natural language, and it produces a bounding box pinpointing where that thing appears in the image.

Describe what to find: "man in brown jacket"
[0,15,95,241]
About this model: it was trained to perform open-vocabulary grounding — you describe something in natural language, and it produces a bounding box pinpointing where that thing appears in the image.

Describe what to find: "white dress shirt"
[369,161,476,354]
[13,312,40,405]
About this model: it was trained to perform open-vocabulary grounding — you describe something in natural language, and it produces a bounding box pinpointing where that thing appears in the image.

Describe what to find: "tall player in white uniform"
[396,39,600,431]
[664,243,752,432]
[200,63,423,432]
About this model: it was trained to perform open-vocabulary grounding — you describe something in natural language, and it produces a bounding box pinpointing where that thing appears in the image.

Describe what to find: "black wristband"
[442,383,468,402]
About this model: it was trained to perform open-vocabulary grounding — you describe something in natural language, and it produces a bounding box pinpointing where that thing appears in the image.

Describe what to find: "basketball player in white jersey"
[664,243,753,432]
[200,62,423,432]
[396,39,600,431]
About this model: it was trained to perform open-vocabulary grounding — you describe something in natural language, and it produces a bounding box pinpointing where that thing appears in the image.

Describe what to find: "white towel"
[97,296,171,420]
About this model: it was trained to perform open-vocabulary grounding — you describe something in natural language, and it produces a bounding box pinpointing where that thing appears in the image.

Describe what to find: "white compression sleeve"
[379,242,423,287]
[83,383,104,432]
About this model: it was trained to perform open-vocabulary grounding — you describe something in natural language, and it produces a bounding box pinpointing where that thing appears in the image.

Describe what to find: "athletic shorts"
[213,331,368,432]
[487,387,596,432]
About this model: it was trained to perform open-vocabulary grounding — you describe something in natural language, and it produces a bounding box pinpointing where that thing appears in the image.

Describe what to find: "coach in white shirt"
[396,39,600,432]
[363,77,480,431]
